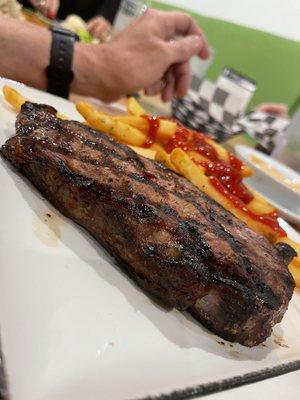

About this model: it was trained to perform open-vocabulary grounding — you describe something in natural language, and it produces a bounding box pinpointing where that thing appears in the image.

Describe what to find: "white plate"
[0,78,299,400]
[235,145,300,226]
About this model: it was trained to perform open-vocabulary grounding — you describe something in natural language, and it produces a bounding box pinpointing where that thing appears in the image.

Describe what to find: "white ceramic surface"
[0,79,299,400]
[235,145,300,225]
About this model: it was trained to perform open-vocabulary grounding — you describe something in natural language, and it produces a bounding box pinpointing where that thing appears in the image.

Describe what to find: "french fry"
[155,145,178,173]
[114,115,148,132]
[241,165,253,177]
[247,189,276,215]
[289,260,300,288]
[56,112,70,120]
[127,97,145,116]
[3,85,26,111]
[76,101,146,146]
[187,150,212,165]
[150,142,166,154]
[206,137,229,163]
[114,115,177,145]
[128,145,156,160]
[156,119,177,144]
[187,136,252,177]
[3,85,69,120]
[281,238,300,288]
[170,148,234,206]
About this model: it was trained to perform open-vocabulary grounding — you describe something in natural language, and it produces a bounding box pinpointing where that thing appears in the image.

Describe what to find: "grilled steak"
[1,102,296,346]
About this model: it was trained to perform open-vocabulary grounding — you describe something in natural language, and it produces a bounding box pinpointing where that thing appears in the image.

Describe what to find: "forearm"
[0,15,51,90]
[0,15,108,99]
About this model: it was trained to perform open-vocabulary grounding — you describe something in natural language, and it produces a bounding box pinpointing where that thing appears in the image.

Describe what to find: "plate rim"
[235,145,300,189]
[235,145,300,225]
[135,360,300,400]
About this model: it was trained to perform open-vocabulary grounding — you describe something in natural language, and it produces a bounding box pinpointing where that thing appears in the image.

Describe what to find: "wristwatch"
[46,26,79,99]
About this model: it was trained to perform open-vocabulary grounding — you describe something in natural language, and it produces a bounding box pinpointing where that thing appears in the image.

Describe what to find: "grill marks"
[23,111,290,298]
[51,127,216,272]
[34,115,285,307]
[1,101,295,347]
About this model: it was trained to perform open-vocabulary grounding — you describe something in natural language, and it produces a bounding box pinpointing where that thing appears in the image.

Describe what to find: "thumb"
[168,35,208,64]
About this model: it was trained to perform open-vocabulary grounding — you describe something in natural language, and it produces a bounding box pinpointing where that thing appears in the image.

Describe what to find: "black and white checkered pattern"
[198,81,244,129]
[235,111,290,153]
[172,71,289,148]
[172,94,235,142]
[172,73,256,141]
[190,68,256,127]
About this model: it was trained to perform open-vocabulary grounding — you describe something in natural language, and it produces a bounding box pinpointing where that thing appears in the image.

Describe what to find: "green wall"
[153,1,300,112]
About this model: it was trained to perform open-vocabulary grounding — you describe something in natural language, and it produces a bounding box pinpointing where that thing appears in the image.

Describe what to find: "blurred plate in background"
[235,145,300,226]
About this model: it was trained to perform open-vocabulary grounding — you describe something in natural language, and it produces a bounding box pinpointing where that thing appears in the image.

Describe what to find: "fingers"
[167,34,207,65]
[163,11,203,36]
[173,62,191,99]
[47,0,59,19]
[87,17,100,31]
[161,11,210,59]
[30,0,59,18]
[144,63,189,102]
[94,25,111,41]
[87,16,112,41]
[256,103,288,118]
[161,67,176,102]
[87,16,111,31]
[145,80,166,96]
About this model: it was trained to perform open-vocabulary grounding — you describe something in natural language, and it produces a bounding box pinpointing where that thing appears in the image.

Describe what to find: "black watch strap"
[46,27,78,99]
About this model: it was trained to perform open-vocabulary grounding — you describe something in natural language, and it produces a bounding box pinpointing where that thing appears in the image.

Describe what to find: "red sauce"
[210,176,286,237]
[166,127,219,161]
[229,152,244,172]
[198,161,254,204]
[268,210,279,218]
[142,115,160,147]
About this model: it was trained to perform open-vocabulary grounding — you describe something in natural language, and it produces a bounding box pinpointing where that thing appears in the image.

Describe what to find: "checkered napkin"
[171,93,235,142]
[235,111,290,153]
[172,74,255,142]
[190,78,247,129]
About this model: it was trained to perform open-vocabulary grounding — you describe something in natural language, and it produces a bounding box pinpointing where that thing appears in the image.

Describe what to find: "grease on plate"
[228,351,240,359]
[273,333,289,348]
[32,212,63,247]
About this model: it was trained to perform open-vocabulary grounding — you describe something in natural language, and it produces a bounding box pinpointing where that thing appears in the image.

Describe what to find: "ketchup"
[167,127,219,161]
[229,152,244,172]
[209,176,286,237]
[142,115,160,147]
[198,161,254,204]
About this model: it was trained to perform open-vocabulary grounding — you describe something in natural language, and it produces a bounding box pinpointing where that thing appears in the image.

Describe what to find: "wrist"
[71,43,124,102]
[71,43,95,97]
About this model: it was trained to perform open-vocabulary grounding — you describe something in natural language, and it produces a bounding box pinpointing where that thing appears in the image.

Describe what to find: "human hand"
[256,103,288,118]
[87,16,112,42]
[29,0,60,20]
[87,9,209,102]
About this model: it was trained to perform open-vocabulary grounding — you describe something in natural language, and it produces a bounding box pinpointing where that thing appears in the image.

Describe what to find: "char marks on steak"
[1,102,296,346]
